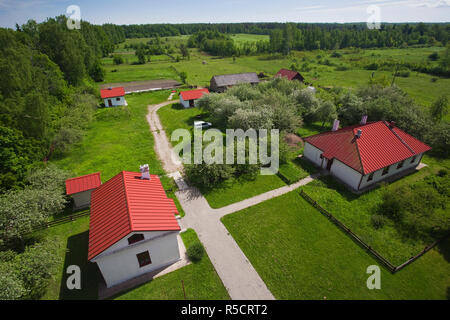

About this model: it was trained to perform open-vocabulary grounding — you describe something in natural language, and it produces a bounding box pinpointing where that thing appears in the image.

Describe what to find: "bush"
[365,63,379,70]
[186,242,204,263]
[113,55,124,65]
[371,214,386,229]
[428,52,439,61]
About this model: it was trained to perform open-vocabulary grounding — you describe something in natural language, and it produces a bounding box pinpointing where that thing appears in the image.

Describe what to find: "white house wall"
[93,231,181,288]
[330,159,363,190]
[104,96,127,107]
[179,96,190,108]
[359,154,423,189]
[303,143,323,167]
[72,189,94,209]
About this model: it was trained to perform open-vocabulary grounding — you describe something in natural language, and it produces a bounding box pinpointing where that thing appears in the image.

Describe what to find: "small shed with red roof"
[100,87,127,107]
[276,69,304,82]
[303,119,431,192]
[179,88,209,108]
[88,170,181,288]
[65,172,102,210]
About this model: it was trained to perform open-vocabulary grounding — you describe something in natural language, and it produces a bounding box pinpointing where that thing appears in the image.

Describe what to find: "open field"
[104,37,449,118]
[221,190,450,299]
[302,155,450,265]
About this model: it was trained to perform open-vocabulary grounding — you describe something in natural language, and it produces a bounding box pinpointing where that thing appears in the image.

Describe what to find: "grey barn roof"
[211,72,260,87]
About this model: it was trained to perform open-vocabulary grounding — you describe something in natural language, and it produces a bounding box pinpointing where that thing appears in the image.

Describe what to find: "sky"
[0,0,449,28]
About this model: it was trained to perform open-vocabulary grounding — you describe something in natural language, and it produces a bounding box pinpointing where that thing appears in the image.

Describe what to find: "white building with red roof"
[179,88,209,108]
[303,119,431,192]
[65,172,102,210]
[100,87,127,107]
[88,171,181,288]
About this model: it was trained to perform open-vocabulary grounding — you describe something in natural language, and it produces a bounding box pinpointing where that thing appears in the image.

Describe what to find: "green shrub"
[186,242,204,263]
[365,63,379,70]
[371,214,386,229]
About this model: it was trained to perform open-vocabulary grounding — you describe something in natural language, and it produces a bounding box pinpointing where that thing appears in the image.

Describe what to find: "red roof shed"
[100,87,125,99]
[180,88,209,101]
[276,69,304,82]
[65,172,102,195]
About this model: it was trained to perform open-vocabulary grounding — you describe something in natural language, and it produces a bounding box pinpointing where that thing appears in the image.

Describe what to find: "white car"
[194,121,212,130]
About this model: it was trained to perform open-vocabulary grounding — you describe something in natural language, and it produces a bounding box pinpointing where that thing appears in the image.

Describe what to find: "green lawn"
[221,190,450,300]
[301,155,450,265]
[115,229,229,300]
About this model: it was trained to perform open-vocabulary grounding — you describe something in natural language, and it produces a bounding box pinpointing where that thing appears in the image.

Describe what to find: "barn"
[65,172,102,210]
[276,69,304,82]
[179,88,209,108]
[303,119,431,192]
[100,87,127,107]
[210,72,260,92]
[88,171,181,288]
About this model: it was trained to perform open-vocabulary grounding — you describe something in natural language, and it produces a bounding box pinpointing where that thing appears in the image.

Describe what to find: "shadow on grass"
[437,238,450,263]
[59,231,100,300]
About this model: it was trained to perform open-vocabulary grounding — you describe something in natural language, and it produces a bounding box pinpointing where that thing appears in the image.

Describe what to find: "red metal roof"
[180,88,209,101]
[100,87,125,99]
[304,121,431,175]
[88,171,180,260]
[276,69,304,81]
[65,172,102,195]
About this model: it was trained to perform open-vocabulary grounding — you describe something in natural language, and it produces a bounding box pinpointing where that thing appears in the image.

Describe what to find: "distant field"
[104,38,449,119]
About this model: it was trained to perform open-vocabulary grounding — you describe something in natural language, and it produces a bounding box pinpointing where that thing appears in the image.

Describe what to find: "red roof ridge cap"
[121,171,134,231]
[382,121,416,155]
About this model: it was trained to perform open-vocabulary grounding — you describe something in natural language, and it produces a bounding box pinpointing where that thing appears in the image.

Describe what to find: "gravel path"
[147,99,319,300]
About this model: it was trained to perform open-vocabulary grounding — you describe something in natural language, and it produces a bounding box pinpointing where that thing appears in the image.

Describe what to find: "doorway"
[108,99,113,107]
[326,158,334,171]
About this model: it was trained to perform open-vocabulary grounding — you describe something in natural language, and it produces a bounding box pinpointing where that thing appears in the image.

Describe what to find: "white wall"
[93,231,181,288]
[72,189,94,209]
[303,143,323,167]
[104,96,127,107]
[179,96,190,108]
[359,154,423,189]
[330,159,363,190]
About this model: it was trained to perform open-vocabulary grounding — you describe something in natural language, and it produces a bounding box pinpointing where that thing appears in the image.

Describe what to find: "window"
[136,251,152,268]
[397,160,405,169]
[411,156,417,163]
[382,166,390,176]
[116,97,120,101]
[367,173,374,182]
[128,234,145,245]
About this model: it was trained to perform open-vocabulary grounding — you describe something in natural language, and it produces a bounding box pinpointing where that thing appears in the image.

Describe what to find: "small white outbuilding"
[100,87,127,107]
[88,171,181,289]
[65,172,102,210]
[179,88,209,108]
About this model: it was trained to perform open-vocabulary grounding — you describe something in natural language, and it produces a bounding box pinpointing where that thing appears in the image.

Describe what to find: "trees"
[430,95,448,122]
[136,48,146,64]
[113,55,124,65]
[315,100,337,128]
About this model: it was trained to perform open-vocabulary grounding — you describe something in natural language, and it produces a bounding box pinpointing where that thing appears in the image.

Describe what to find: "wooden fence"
[299,189,448,273]
[31,211,90,233]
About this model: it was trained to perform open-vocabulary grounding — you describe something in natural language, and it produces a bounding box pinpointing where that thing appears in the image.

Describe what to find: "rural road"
[146,98,319,300]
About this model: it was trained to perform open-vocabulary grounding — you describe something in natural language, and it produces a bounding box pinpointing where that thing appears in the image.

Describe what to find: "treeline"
[269,23,449,54]
[0,16,113,191]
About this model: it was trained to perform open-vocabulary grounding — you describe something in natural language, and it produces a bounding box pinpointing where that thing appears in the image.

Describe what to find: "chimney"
[356,129,363,138]
[140,164,151,180]
[361,115,368,125]
[332,119,340,132]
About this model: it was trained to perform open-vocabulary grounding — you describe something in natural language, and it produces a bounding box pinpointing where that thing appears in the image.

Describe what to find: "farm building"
[303,119,431,192]
[179,88,209,108]
[65,172,102,210]
[210,72,260,92]
[88,170,181,289]
[100,87,127,107]
[276,69,304,82]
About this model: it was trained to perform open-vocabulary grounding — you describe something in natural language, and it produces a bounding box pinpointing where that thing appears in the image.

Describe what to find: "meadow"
[103,36,450,120]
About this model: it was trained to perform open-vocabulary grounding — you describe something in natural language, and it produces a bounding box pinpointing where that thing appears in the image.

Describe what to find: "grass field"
[115,229,229,300]
[104,37,450,121]
[221,190,450,299]
[301,155,450,265]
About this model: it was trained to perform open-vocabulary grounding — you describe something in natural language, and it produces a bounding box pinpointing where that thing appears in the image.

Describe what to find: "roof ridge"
[382,121,416,155]
[121,171,134,231]
[66,172,100,181]
[352,128,366,175]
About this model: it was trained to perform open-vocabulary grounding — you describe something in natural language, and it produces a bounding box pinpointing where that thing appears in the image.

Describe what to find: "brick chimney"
[361,115,368,125]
